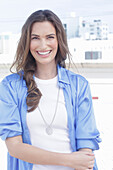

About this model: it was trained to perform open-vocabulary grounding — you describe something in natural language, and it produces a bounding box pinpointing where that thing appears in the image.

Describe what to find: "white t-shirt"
[27,76,74,170]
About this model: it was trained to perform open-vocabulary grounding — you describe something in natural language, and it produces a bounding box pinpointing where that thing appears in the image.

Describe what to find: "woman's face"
[30,21,58,68]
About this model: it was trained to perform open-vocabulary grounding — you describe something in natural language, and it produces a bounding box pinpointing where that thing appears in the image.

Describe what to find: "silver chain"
[38,87,60,135]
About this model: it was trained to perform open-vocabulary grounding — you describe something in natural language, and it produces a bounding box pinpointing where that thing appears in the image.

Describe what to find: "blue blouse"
[0,65,101,170]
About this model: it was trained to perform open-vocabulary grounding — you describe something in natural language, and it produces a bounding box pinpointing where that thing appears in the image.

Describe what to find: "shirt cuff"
[76,138,101,151]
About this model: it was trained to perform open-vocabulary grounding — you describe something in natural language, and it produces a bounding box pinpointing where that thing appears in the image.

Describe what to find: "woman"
[0,10,101,170]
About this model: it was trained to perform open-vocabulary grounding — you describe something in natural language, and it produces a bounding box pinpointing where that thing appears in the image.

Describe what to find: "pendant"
[46,126,53,135]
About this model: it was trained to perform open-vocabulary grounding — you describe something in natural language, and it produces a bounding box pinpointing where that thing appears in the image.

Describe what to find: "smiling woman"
[30,21,58,70]
[0,9,101,170]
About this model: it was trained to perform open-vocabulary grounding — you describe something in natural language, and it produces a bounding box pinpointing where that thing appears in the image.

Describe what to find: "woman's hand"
[67,149,95,170]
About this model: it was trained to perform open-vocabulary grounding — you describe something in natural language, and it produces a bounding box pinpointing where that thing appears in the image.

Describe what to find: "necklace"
[38,87,60,135]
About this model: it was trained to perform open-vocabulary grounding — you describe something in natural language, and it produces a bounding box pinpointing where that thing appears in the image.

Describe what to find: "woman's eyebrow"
[31,33,56,37]
[31,34,39,37]
[46,33,56,36]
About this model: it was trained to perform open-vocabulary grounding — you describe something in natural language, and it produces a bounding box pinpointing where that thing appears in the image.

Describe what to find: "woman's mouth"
[37,50,51,55]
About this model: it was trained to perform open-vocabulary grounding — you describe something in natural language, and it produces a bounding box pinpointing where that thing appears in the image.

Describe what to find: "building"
[0,33,10,54]
[0,32,20,64]
[68,38,113,63]
[76,17,109,40]
[62,16,76,39]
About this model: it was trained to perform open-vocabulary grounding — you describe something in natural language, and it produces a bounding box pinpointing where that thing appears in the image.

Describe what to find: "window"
[82,21,86,27]
[85,51,102,59]
[4,35,9,40]
[63,24,67,35]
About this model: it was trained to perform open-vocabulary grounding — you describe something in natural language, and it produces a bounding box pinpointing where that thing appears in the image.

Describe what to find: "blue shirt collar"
[57,64,70,85]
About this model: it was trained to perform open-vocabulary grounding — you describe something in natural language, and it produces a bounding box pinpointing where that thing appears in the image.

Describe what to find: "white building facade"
[0,32,20,64]
[68,38,113,63]
[76,18,109,40]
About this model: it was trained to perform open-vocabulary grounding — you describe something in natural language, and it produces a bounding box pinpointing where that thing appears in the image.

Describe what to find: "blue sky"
[0,0,113,33]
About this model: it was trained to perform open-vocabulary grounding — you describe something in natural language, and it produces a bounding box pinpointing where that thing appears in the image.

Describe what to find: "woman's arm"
[5,135,95,169]
[76,148,94,170]
[5,135,66,166]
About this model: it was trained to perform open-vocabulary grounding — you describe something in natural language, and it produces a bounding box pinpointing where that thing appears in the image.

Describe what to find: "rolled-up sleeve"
[76,81,101,151]
[0,78,22,141]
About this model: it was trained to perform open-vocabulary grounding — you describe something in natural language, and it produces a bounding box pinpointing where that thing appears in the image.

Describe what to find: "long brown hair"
[10,10,71,112]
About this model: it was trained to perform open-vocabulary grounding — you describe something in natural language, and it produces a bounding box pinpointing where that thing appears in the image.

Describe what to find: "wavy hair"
[10,10,71,112]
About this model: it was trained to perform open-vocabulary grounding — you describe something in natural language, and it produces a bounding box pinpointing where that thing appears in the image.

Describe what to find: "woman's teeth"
[38,51,51,55]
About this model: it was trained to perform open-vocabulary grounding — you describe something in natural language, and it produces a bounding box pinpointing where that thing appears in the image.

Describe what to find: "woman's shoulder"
[65,68,88,85]
[64,68,91,98]
[0,72,26,101]
[0,71,25,89]
[3,73,20,82]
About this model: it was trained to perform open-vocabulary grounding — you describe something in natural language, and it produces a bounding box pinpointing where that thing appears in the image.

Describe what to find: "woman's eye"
[48,36,54,39]
[31,37,39,40]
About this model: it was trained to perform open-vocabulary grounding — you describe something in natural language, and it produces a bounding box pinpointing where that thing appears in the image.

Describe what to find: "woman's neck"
[35,64,57,80]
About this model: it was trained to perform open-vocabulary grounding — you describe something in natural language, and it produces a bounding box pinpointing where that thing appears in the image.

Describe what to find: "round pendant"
[46,126,53,135]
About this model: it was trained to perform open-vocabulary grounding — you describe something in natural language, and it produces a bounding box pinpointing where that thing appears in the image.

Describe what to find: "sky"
[0,0,113,33]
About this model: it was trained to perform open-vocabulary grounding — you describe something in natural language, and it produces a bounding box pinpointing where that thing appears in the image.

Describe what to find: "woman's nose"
[40,39,47,49]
